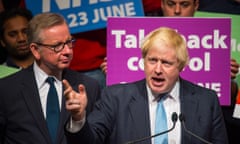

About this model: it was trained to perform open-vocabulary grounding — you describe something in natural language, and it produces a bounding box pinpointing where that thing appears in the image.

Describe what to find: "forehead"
[3,16,28,30]
[149,38,175,52]
[39,23,71,41]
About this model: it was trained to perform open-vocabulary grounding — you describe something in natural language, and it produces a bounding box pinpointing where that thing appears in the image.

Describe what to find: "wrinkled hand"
[100,57,107,75]
[231,59,239,79]
[63,79,87,121]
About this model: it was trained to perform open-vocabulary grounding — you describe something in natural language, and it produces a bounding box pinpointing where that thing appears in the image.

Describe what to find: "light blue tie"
[155,98,168,144]
[46,77,60,144]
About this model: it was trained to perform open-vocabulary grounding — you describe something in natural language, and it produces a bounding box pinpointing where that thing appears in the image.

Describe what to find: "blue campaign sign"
[25,0,144,34]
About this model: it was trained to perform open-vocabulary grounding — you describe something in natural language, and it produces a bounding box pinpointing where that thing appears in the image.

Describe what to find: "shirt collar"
[33,62,49,89]
[33,62,61,89]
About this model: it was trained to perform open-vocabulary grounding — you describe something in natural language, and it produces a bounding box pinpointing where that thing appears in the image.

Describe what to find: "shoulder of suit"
[106,79,145,92]
[181,78,216,94]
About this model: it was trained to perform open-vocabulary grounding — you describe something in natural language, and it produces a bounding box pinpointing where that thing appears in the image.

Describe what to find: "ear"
[161,0,165,10]
[30,43,41,60]
[0,39,6,47]
[194,0,199,11]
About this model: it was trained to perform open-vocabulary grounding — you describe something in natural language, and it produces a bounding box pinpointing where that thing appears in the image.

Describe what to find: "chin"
[59,64,70,69]
[150,87,166,95]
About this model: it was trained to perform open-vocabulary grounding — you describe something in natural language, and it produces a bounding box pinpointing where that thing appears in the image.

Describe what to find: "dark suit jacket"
[222,81,240,144]
[66,78,228,144]
[0,65,101,144]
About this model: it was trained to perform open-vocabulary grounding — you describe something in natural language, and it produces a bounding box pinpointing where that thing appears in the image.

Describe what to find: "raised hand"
[63,79,87,121]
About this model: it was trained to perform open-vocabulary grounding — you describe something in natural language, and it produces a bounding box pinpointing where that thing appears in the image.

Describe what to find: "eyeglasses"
[34,38,76,52]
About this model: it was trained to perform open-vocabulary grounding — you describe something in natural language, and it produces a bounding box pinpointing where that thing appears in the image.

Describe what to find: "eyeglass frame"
[33,38,76,53]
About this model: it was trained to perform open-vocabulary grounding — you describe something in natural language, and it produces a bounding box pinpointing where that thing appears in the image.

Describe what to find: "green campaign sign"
[195,11,240,97]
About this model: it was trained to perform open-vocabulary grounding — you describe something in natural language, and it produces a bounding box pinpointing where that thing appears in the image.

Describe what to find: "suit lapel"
[20,67,52,144]
[179,79,199,143]
[128,80,151,143]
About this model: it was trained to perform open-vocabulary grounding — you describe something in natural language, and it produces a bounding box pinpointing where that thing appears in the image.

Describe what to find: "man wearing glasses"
[0,12,101,144]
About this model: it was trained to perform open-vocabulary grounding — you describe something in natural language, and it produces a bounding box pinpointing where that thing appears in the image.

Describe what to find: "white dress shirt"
[147,80,181,144]
[33,62,62,118]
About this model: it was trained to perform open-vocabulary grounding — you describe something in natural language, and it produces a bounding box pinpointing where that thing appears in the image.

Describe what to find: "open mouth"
[152,77,164,82]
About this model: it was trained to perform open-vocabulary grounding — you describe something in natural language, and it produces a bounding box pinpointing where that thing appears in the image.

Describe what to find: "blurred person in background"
[0,8,33,78]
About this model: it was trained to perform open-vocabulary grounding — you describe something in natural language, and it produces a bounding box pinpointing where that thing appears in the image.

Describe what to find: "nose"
[17,32,27,42]
[174,4,181,16]
[62,43,73,53]
[61,44,73,60]
[155,62,163,75]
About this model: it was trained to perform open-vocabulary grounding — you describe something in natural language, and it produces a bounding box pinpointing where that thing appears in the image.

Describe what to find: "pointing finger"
[62,79,73,100]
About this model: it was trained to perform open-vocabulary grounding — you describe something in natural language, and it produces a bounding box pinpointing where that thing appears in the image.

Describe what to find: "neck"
[11,55,34,68]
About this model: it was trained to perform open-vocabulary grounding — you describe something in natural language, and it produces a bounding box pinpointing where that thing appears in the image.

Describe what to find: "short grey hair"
[27,12,67,44]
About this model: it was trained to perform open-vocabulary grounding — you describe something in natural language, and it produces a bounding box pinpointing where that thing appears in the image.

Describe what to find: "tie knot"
[156,93,168,102]
[46,77,55,85]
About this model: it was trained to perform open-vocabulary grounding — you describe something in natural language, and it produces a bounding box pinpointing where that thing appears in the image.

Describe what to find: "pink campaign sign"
[107,17,231,106]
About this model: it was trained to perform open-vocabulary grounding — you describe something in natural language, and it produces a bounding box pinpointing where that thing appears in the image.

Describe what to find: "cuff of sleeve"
[66,111,86,133]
